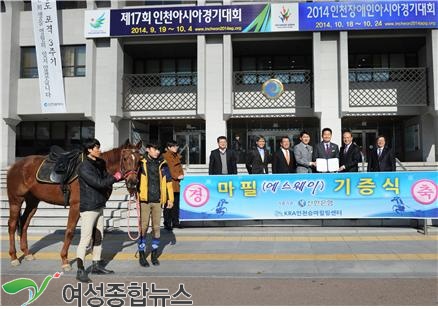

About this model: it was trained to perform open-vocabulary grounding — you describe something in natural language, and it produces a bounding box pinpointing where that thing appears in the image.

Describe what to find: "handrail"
[178,144,190,170]
[396,158,407,171]
[360,151,366,172]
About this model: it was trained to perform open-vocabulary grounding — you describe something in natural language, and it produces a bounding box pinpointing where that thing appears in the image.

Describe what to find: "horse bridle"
[119,148,141,179]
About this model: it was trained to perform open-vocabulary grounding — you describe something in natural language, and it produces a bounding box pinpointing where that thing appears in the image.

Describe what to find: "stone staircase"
[1,162,437,233]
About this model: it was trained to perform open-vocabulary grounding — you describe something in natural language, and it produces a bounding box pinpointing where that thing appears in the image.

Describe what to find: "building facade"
[1,0,438,169]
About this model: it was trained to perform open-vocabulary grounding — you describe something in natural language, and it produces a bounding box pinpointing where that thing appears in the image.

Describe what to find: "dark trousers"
[163,192,180,227]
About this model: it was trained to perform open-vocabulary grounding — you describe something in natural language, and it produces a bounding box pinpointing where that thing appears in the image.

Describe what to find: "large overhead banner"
[31,0,66,113]
[84,0,438,38]
[299,1,438,31]
[180,171,438,221]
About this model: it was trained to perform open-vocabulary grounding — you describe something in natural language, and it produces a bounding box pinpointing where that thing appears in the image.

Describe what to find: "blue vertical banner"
[180,172,438,221]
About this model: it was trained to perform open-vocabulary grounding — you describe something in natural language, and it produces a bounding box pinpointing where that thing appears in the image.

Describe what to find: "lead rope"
[127,193,141,241]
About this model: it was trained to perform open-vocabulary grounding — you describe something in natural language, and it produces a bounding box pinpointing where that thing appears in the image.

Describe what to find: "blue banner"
[180,171,438,221]
[109,4,270,36]
[299,1,438,31]
[85,1,438,38]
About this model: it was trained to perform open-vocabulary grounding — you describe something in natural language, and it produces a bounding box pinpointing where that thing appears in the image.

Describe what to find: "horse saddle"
[36,146,83,184]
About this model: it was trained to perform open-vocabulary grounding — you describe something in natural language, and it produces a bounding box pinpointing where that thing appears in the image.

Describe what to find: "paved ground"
[1,226,437,306]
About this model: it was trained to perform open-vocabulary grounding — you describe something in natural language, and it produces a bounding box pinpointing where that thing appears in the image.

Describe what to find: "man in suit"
[367,135,396,172]
[312,128,339,172]
[208,136,238,175]
[338,130,362,172]
[272,136,295,174]
[246,135,271,174]
[293,130,315,173]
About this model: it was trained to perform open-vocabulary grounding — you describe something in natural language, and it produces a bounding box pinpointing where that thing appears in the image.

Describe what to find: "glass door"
[351,130,378,162]
[175,131,205,164]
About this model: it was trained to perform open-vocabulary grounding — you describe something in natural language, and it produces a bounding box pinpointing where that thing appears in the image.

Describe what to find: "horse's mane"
[101,145,124,170]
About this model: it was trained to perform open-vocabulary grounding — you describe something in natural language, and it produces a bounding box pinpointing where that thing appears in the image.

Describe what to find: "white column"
[204,36,227,157]
[1,1,21,168]
[223,34,233,117]
[338,31,349,116]
[92,38,123,150]
[313,32,342,145]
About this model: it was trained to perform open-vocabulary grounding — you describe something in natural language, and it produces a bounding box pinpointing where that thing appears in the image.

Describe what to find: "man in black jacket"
[272,136,295,174]
[367,135,396,172]
[246,135,271,174]
[76,138,122,283]
[208,136,238,175]
[338,130,362,172]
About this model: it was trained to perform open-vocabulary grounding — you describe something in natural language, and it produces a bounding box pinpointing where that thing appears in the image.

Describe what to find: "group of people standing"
[75,139,184,282]
[75,130,396,282]
[209,129,396,175]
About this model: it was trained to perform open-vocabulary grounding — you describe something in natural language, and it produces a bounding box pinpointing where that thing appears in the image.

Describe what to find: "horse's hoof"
[24,254,35,261]
[11,259,20,266]
[62,264,72,272]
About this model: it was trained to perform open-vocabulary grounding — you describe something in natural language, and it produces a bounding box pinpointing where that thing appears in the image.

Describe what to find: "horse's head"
[120,140,143,195]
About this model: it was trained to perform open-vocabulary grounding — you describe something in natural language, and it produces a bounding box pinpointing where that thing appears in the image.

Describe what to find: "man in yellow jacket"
[137,142,174,267]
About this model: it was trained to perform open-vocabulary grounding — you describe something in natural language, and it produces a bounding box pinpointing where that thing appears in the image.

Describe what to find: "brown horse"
[7,139,142,271]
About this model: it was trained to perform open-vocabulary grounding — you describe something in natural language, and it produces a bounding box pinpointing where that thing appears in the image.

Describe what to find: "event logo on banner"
[270,3,299,32]
[84,10,111,38]
[180,171,438,221]
[31,0,65,113]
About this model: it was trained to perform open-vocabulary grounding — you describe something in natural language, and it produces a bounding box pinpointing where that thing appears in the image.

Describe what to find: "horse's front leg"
[60,204,80,272]
[19,197,39,261]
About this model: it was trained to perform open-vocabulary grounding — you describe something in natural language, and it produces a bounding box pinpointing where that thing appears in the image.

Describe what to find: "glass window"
[57,1,87,10]
[162,59,175,73]
[177,58,191,73]
[67,122,81,142]
[21,47,38,78]
[257,57,272,70]
[16,121,95,156]
[62,46,75,77]
[21,123,35,140]
[273,56,289,70]
[233,57,240,71]
[24,1,31,11]
[75,45,86,76]
[145,60,159,73]
[356,54,372,68]
[241,57,256,71]
[81,123,95,140]
[405,53,418,68]
[290,56,308,70]
[36,122,50,140]
[177,59,192,85]
[161,59,176,86]
[95,0,111,8]
[21,45,86,78]
[372,54,382,68]
[51,122,66,140]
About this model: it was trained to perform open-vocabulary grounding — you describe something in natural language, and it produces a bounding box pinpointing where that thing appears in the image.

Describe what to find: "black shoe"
[76,268,91,283]
[139,251,150,267]
[91,260,114,274]
[173,224,184,229]
[151,250,160,266]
